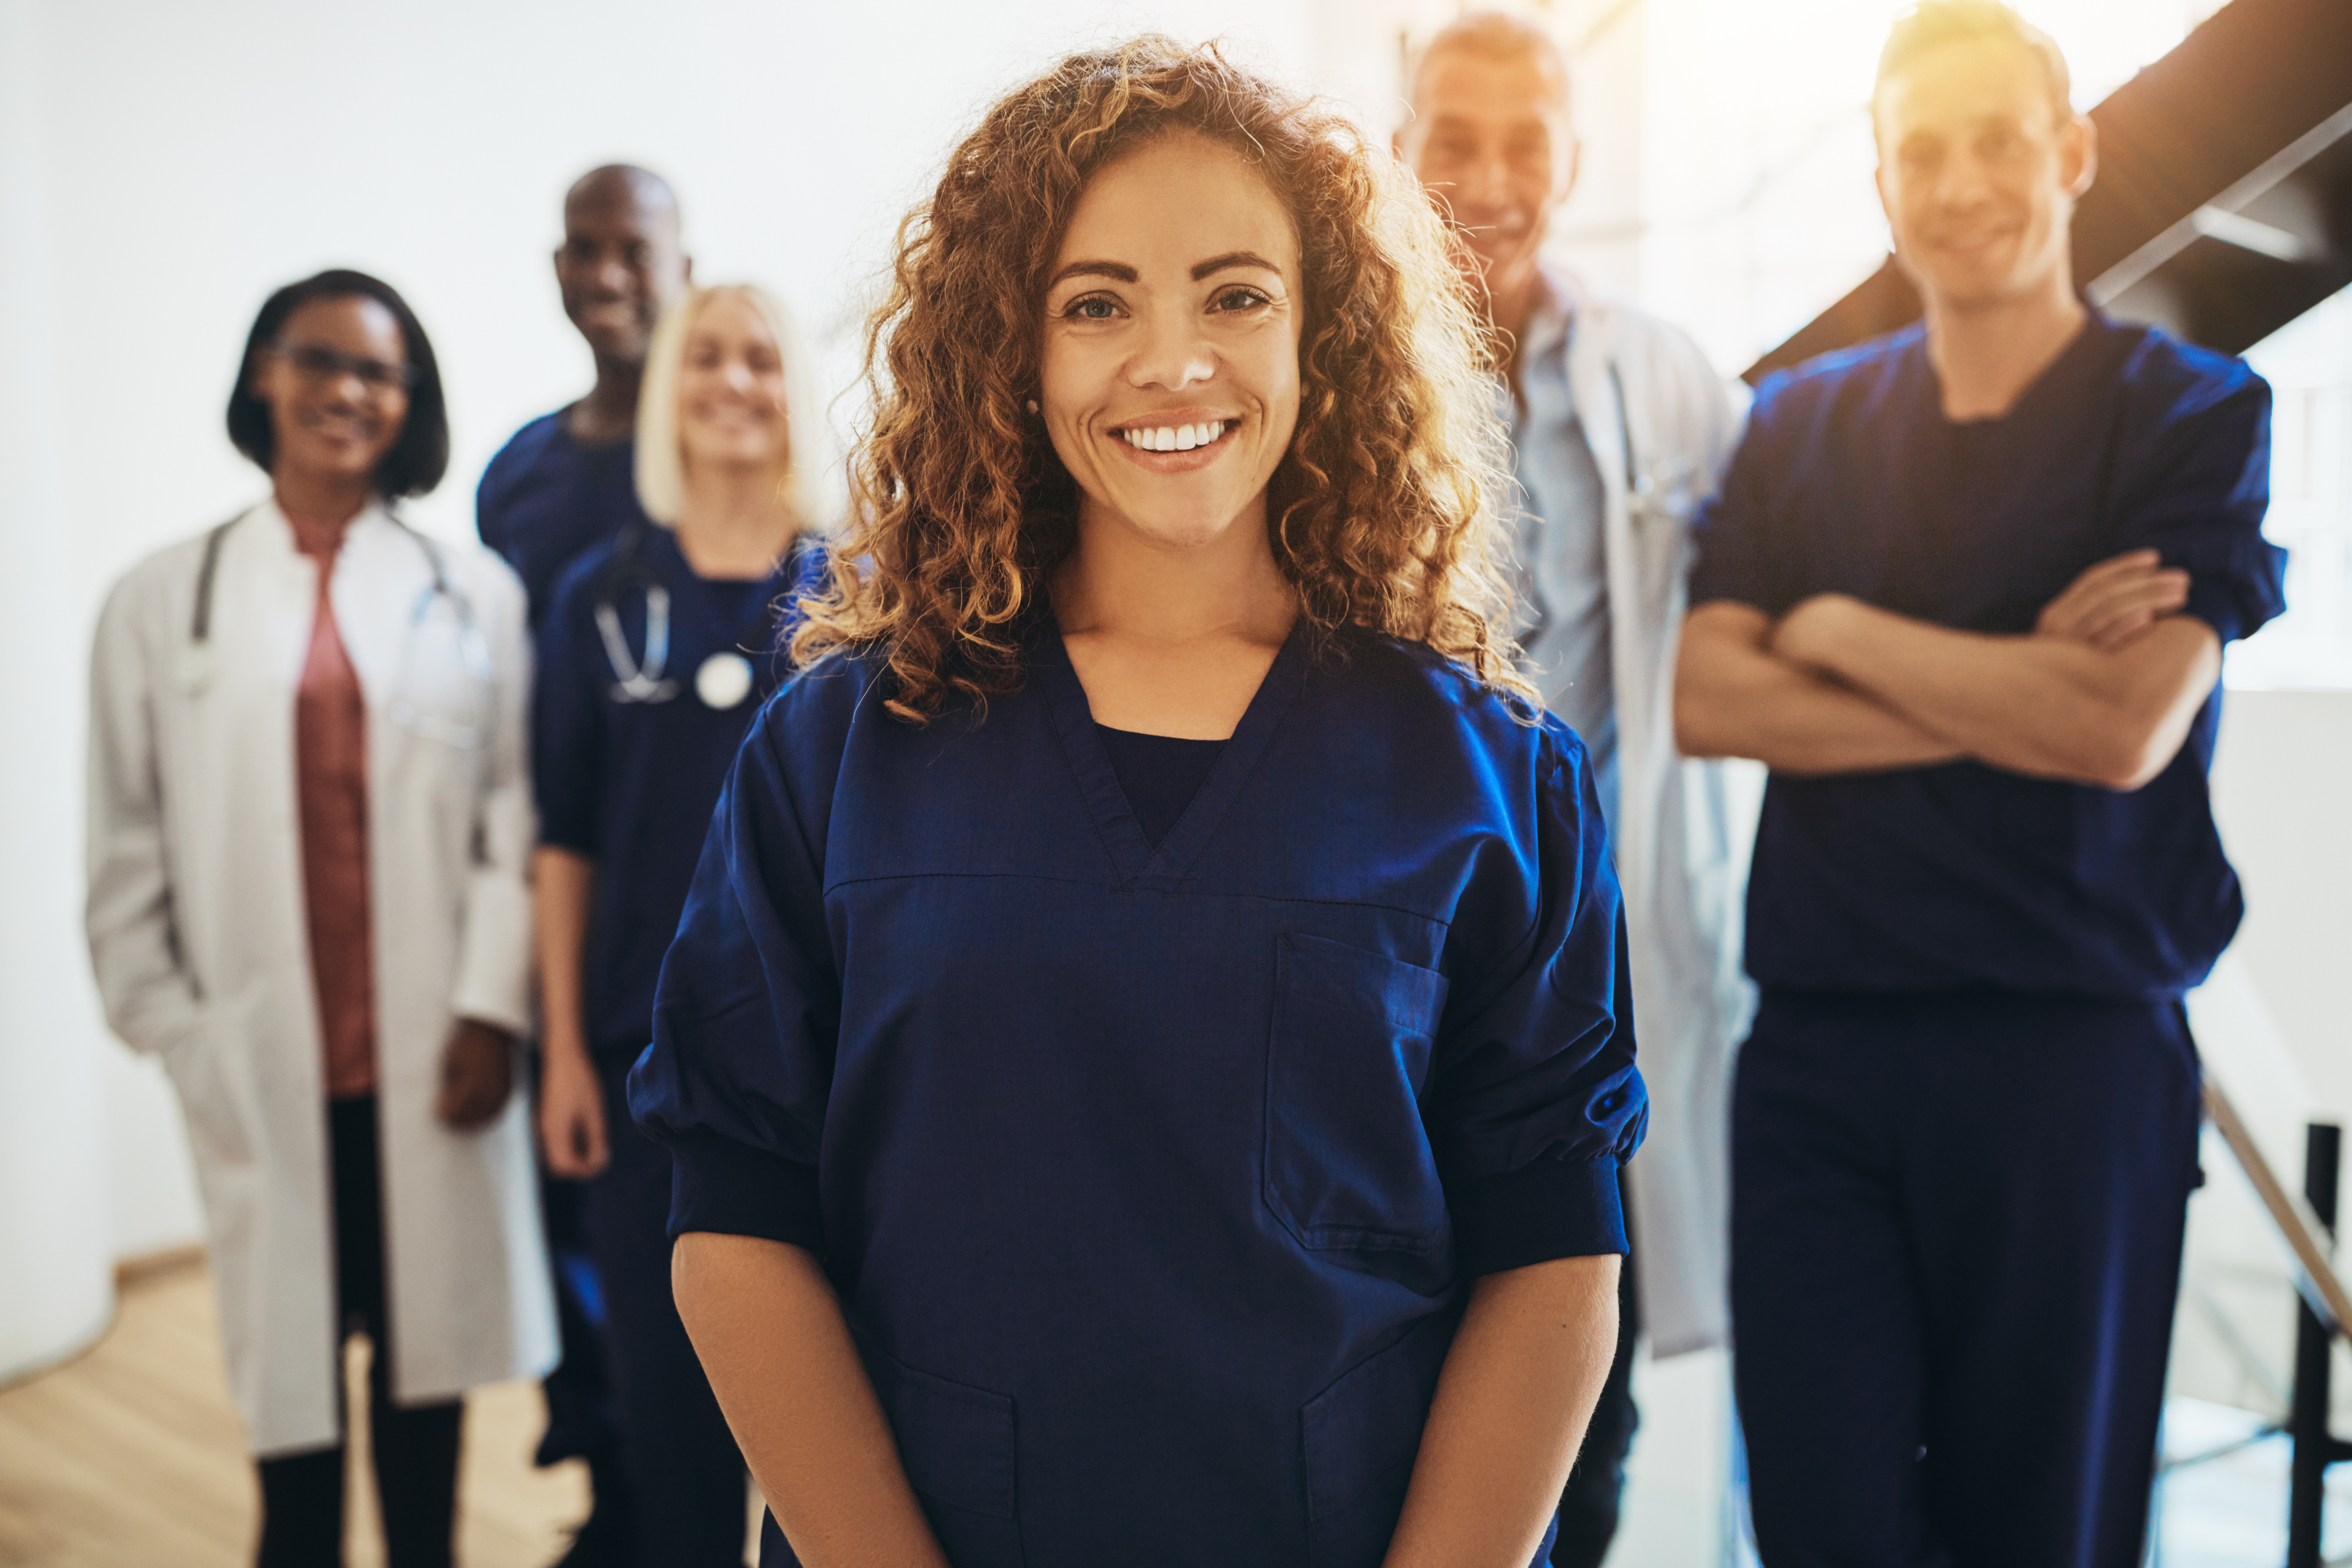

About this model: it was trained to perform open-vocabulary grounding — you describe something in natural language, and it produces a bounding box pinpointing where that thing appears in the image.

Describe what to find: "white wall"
[2176,692,2352,1423]
[0,0,115,1385]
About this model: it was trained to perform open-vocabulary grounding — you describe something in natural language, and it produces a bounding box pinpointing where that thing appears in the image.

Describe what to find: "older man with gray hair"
[1396,14,1752,1564]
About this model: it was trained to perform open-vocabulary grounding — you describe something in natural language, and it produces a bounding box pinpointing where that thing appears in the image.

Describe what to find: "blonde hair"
[791,37,1531,724]
[1875,0,2072,126]
[1406,10,1574,116]
[634,283,832,530]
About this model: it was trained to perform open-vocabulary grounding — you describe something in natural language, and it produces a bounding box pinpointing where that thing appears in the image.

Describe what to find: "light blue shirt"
[1507,278,1617,827]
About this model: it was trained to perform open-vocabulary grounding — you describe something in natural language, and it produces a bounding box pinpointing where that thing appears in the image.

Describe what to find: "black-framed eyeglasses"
[271,340,419,393]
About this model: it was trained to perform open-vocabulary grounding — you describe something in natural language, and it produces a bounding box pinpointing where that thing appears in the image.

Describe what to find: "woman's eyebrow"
[1048,260,1138,288]
[1191,251,1281,280]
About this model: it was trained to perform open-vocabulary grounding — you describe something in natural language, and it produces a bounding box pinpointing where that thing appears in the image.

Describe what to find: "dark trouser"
[1730,989,2202,1568]
[585,1053,748,1566]
[1553,1190,1641,1568]
[256,1096,464,1568]
[532,1043,632,1565]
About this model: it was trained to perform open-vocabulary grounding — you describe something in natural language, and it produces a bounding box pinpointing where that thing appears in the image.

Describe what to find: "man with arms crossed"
[1398,15,1752,1562]
[1676,4,2284,1562]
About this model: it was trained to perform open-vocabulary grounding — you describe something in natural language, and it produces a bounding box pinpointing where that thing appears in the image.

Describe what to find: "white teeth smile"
[1120,420,1229,453]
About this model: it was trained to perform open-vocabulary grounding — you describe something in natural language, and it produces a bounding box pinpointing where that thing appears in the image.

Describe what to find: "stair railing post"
[2288,1121,2341,1568]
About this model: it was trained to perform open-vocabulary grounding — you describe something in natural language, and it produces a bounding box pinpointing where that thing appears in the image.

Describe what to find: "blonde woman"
[629,41,1643,1568]
[531,282,828,1567]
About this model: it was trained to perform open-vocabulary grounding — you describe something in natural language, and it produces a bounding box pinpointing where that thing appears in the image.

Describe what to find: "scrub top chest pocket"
[1264,933,1453,1262]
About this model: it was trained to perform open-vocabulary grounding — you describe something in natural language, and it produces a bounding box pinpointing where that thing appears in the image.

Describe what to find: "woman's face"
[1040,131,1303,551]
[251,295,411,490]
[677,292,792,476]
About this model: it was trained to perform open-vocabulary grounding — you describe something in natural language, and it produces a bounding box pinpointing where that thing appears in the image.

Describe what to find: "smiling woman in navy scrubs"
[630,40,1642,1568]
[532,282,828,1567]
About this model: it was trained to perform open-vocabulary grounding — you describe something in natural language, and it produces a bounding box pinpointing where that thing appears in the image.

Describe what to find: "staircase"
[1744,0,2352,381]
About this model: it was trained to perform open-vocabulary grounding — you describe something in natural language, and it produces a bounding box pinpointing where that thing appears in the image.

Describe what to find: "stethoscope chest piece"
[695,651,755,710]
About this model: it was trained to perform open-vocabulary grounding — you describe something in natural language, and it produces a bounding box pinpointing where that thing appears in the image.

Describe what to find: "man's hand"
[437,1018,517,1130]
[539,1037,611,1177]
[1767,592,1864,671]
[2035,549,2190,649]
[1753,585,2219,790]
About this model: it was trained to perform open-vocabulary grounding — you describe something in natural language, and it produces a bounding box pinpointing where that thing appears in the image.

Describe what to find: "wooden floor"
[0,1255,593,1568]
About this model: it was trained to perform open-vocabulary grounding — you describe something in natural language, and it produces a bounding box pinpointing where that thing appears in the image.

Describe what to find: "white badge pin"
[695,651,755,710]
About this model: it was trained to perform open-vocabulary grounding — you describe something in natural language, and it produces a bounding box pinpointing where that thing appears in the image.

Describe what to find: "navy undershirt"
[1094,724,1226,846]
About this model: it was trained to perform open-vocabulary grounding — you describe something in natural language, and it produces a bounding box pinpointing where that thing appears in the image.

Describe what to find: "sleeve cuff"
[1450,1155,1627,1277]
[450,872,534,1035]
[536,818,599,856]
[665,1128,826,1253]
[2180,583,2247,647]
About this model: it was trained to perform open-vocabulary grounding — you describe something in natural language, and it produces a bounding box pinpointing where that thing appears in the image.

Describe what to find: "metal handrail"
[2202,1078,2352,1339]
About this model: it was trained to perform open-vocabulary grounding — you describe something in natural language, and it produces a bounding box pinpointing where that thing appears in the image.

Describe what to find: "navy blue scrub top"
[630,621,1642,1566]
[534,525,822,1063]
[478,410,652,619]
[1688,311,2285,999]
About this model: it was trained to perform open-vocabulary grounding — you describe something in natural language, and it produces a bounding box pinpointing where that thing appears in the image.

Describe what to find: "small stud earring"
[1026,398,1040,415]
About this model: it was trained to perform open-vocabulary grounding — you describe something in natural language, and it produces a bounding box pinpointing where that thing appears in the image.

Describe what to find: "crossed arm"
[1675,551,2221,790]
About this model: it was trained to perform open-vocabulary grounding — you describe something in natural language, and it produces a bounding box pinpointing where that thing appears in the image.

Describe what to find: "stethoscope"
[592,521,807,711]
[1512,359,1668,652]
[178,507,493,749]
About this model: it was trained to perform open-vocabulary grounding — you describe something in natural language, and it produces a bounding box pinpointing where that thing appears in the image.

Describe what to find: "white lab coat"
[1550,272,1763,1358]
[85,499,557,1458]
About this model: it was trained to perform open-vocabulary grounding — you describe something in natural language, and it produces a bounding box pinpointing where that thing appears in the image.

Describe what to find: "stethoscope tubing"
[181,506,492,748]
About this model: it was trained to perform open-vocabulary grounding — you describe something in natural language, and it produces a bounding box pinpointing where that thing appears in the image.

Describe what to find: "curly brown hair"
[792,35,1531,722]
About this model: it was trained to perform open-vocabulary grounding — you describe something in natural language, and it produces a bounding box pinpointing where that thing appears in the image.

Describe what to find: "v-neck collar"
[1909,304,2117,434]
[648,525,800,649]
[1035,615,1309,892]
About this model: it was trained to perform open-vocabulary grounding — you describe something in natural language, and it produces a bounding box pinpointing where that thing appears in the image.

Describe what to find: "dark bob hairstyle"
[225,268,450,498]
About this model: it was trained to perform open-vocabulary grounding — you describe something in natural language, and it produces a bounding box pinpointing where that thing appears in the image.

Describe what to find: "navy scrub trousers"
[1730,989,2205,1568]
[583,1055,747,1567]
[530,526,816,1568]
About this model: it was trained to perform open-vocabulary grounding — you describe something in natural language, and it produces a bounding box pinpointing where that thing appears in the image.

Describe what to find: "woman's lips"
[1108,417,1238,473]
[299,410,377,447]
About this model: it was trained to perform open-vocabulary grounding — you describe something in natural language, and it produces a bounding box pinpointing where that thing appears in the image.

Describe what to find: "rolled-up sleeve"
[2116,367,2284,647]
[628,679,848,1254]
[449,563,537,1034]
[1427,731,1646,1277]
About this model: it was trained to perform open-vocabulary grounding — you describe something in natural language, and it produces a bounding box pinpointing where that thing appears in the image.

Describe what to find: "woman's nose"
[1127,309,1215,390]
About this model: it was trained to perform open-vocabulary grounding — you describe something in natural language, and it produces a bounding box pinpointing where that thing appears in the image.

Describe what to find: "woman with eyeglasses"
[86,269,554,1568]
